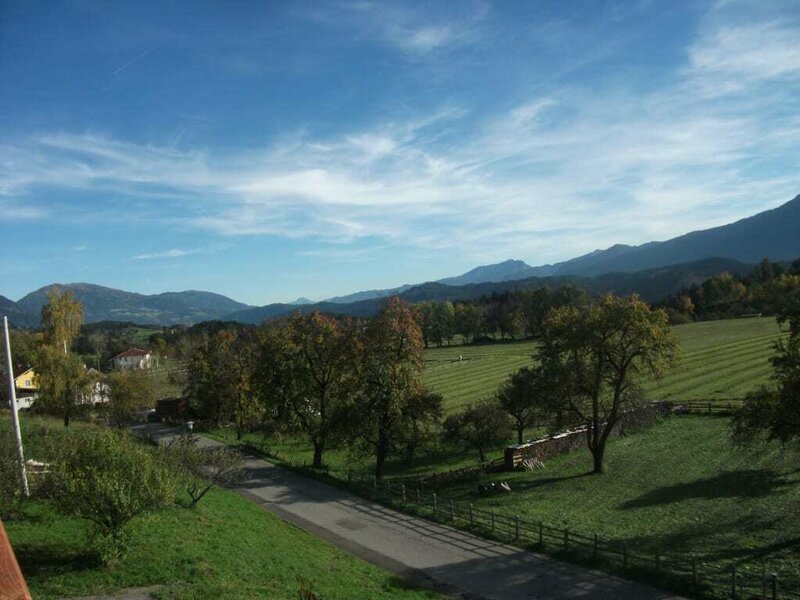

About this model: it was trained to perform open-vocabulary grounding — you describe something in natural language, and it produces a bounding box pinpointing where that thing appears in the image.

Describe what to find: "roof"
[113,347,151,359]
[0,518,32,600]
[14,368,34,380]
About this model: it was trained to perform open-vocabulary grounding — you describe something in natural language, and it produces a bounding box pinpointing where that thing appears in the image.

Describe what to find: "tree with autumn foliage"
[184,328,260,437]
[281,312,359,468]
[350,297,440,480]
[540,294,679,473]
[36,289,90,426]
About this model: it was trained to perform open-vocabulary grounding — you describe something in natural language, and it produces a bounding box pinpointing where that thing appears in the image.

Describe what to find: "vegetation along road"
[140,423,683,600]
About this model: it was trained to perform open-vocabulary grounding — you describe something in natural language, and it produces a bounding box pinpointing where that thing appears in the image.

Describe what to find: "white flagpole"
[3,316,30,497]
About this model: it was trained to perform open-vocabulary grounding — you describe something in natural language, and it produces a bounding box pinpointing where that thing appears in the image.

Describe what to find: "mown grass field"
[427,415,800,596]
[3,419,438,600]
[423,317,789,412]
[213,317,790,480]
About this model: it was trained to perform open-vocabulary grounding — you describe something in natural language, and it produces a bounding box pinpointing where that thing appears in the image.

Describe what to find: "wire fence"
[331,470,800,600]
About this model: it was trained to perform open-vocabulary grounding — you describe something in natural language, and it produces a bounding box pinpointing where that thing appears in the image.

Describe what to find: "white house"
[111,347,153,370]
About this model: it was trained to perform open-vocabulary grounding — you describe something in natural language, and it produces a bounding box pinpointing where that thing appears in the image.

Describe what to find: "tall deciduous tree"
[106,370,156,427]
[732,292,800,448]
[444,401,511,463]
[352,297,431,480]
[541,294,678,473]
[184,328,260,436]
[284,312,358,468]
[497,366,552,444]
[36,290,88,426]
[41,289,83,352]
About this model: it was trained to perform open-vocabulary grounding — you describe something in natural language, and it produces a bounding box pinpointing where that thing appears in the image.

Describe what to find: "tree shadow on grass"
[620,469,790,509]
[15,543,100,577]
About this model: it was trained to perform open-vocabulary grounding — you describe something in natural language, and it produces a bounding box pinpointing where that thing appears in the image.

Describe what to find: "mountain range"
[4,193,799,327]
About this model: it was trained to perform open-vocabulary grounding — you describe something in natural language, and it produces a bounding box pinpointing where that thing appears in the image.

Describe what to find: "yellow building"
[13,368,37,392]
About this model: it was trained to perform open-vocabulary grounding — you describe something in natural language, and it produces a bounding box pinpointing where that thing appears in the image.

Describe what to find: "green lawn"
[423,317,789,412]
[3,419,438,600]
[426,415,800,595]
[214,318,790,481]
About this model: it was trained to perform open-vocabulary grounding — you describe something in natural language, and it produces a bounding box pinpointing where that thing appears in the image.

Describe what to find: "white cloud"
[133,248,193,260]
[3,6,800,266]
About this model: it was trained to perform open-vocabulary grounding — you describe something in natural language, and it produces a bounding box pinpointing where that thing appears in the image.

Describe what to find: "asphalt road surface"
[136,424,684,600]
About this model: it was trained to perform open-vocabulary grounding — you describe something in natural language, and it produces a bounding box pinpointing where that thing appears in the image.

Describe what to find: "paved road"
[136,424,683,600]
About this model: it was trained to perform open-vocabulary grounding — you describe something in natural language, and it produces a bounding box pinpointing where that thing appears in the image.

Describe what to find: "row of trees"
[184,298,442,479]
[443,293,678,473]
[661,258,800,322]
[185,293,678,476]
[733,285,800,449]
[412,286,587,346]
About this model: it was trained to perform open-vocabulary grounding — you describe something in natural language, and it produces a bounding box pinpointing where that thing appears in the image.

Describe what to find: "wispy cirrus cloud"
[2,3,799,266]
[133,248,194,260]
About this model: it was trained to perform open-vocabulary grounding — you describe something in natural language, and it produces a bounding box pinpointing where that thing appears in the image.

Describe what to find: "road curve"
[136,424,684,600]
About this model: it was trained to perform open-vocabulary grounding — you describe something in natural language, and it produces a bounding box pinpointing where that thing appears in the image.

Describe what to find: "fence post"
[372,475,377,491]
[469,503,474,526]
[450,500,455,522]
[515,516,520,541]
[622,543,628,569]
[539,521,544,544]
[401,484,406,502]
[563,528,569,550]
[691,557,698,586]
[593,534,598,561]
[416,488,421,504]
[491,511,496,532]
[707,401,711,414]
[433,493,438,513]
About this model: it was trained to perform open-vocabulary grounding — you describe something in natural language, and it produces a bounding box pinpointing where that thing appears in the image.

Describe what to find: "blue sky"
[1,0,799,306]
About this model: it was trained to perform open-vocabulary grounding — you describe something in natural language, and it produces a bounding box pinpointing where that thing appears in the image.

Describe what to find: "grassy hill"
[426,415,800,597]
[423,316,789,412]
[3,418,438,600]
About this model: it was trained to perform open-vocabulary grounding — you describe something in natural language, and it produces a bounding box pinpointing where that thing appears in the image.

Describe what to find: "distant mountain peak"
[290,297,314,305]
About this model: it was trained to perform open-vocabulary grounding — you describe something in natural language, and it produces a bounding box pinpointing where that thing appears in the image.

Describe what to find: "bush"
[0,429,21,517]
[162,433,243,507]
[444,401,511,463]
[46,427,177,565]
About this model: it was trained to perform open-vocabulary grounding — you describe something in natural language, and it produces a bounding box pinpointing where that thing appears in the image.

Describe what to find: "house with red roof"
[111,347,153,371]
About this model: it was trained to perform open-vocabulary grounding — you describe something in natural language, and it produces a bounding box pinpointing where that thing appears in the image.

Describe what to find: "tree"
[41,289,83,353]
[36,290,88,426]
[184,328,260,436]
[106,370,156,427]
[163,433,243,507]
[35,344,90,427]
[497,366,552,444]
[443,401,511,463]
[350,297,432,480]
[282,312,358,468]
[47,428,176,564]
[455,303,484,343]
[732,294,800,447]
[541,294,678,473]
[399,390,444,463]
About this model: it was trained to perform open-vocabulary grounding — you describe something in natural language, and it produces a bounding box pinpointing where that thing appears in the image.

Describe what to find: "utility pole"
[3,316,30,497]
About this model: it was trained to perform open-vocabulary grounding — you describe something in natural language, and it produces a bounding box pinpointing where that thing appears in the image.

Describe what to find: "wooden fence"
[340,472,799,600]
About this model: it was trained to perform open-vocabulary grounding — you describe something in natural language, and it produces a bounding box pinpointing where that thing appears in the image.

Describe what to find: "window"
[24,379,31,387]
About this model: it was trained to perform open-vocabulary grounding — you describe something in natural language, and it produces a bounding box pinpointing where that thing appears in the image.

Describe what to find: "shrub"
[163,433,243,507]
[46,427,177,565]
[0,429,21,517]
